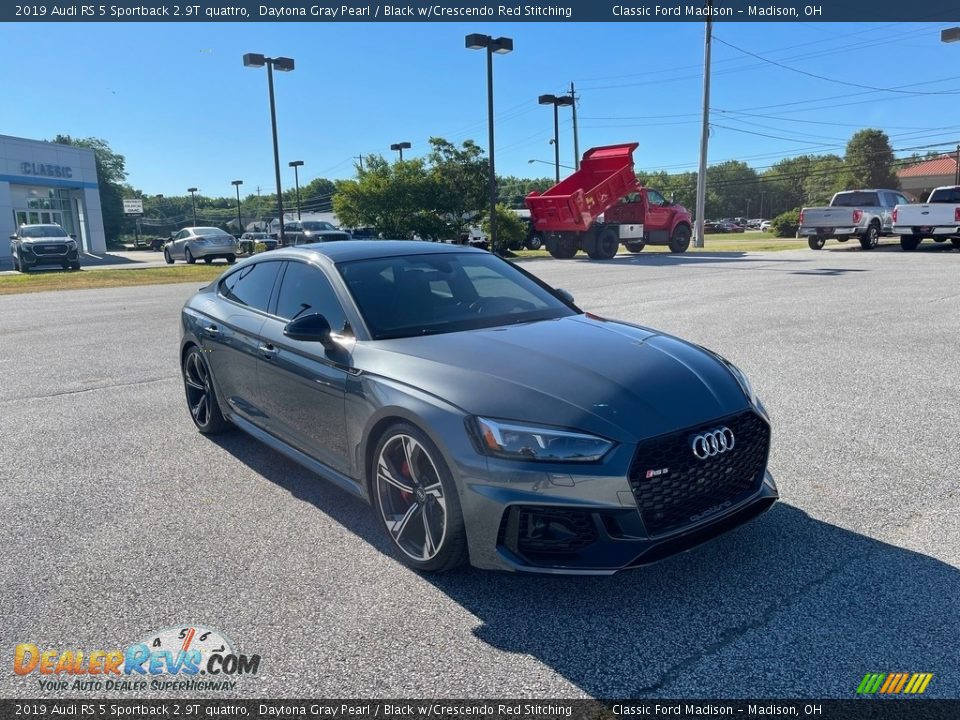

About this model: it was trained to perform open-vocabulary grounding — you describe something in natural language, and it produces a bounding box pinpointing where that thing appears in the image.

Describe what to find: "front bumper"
[458,409,777,575]
[19,244,79,267]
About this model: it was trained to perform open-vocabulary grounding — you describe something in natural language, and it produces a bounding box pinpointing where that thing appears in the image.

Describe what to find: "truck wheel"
[668,225,691,253]
[933,237,947,243]
[547,236,578,259]
[525,234,543,251]
[859,223,880,250]
[952,239,960,249]
[587,228,620,260]
[625,241,645,253]
[808,237,826,250]
[900,235,921,252]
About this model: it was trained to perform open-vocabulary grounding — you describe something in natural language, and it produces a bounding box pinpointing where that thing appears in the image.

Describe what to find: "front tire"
[70,262,81,271]
[372,423,467,573]
[185,247,196,265]
[164,248,174,264]
[859,223,880,250]
[182,346,230,434]
[668,224,691,253]
[951,239,960,249]
[587,227,620,260]
[226,254,236,264]
[900,235,921,252]
[808,236,826,250]
[204,257,213,264]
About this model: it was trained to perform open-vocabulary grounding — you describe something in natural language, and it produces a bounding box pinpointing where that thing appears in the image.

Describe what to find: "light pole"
[288,160,304,220]
[538,93,574,183]
[466,33,513,254]
[187,187,198,226]
[940,31,960,183]
[528,158,574,172]
[231,180,243,234]
[390,142,411,161]
[694,2,713,248]
[243,52,295,246]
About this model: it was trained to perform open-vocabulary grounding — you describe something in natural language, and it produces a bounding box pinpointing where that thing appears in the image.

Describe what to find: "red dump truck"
[525,143,693,259]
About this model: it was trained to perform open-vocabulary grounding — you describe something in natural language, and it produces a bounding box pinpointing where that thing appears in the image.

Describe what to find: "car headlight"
[65,239,77,249]
[470,417,615,463]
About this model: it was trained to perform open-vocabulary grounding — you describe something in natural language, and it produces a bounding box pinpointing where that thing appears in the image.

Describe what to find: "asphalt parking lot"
[1,245,958,699]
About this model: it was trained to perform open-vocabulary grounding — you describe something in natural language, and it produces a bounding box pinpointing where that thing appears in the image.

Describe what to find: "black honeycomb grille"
[629,410,770,536]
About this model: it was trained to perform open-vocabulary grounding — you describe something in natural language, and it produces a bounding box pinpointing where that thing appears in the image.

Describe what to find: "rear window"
[831,192,879,207]
[928,187,960,203]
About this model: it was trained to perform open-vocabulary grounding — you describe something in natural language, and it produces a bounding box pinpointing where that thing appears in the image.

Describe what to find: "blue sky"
[5,21,960,198]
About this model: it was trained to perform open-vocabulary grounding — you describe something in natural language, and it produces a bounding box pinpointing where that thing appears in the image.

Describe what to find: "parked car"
[284,220,351,246]
[892,185,960,251]
[759,220,773,232]
[239,232,277,254]
[703,221,724,233]
[799,189,909,250]
[717,222,745,233]
[9,223,81,272]
[179,241,777,574]
[149,236,168,252]
[163,227,239,265]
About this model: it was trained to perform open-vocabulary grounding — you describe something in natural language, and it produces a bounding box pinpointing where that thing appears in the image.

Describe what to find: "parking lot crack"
[0,375,175,404]
[633,549,872,694]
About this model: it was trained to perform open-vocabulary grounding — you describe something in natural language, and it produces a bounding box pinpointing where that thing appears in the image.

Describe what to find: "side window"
[219,261,282,312]
[647,190,667,206]
[883,192,899,208]
[896,194,909,206]
[275,261,349,332]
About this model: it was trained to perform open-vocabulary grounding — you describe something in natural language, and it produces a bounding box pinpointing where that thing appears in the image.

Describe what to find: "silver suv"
[9,224,81,272]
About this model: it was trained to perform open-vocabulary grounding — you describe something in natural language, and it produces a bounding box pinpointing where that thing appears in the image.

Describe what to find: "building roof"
[898,155,959,179]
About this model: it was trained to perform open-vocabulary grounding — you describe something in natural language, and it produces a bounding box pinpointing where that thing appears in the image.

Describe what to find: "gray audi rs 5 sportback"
[179,241,777,574]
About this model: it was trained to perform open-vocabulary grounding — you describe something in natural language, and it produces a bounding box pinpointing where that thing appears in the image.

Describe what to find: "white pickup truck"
[892,185,960,251]
[799,189,910,251]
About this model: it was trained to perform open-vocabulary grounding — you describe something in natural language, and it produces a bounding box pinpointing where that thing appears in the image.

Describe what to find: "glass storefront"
[13,188,82,249]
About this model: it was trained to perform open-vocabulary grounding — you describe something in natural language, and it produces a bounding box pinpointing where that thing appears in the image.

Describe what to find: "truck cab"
[603,188,691,253]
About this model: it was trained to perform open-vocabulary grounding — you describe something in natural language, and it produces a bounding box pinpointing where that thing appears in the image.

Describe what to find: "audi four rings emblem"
[691,427,735,459]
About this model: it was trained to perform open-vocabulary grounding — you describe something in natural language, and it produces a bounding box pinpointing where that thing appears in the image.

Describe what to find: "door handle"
[204,324,220,337]
[259,343,278,360]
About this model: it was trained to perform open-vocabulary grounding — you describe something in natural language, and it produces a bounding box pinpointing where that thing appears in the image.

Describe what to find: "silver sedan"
[164,227,239,265]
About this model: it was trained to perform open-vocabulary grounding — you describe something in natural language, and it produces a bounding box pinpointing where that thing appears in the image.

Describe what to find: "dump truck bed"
[525,143,640,233]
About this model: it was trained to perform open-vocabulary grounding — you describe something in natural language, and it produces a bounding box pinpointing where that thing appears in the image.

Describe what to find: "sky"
[4,21,960,202]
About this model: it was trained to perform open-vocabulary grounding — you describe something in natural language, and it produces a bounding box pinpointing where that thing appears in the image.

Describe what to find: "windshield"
[303,221,336,231]
[21,225,67,238]
[338,252,576,340]
[928,187,960,203]
[831,192,879,207]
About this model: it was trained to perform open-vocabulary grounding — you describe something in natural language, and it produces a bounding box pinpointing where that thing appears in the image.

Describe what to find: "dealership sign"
[20,161,73,179]
[123,199,144,215]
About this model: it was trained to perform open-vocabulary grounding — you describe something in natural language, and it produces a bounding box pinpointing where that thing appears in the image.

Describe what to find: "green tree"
[843,129,899,189]
[52,135,128,242]
[480,204,527,251]
[427,137,488,234]
[705,160,759,218]
[803,154,847,206]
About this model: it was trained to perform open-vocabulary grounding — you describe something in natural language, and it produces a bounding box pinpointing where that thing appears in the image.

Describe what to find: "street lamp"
[288,161,304,220]
[390,142,411,161]
[466,33,513,254]
[187,187,198,226]
[538,93,574,183]
[528,158,574,172]
[231,180,244,234]
[243,52,295,246]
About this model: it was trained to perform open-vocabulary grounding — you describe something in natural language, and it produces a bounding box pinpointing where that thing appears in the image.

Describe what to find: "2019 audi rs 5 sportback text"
[179,241,777,574]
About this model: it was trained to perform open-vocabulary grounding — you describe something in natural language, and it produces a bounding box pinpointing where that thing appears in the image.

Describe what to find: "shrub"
[772,209,801,238]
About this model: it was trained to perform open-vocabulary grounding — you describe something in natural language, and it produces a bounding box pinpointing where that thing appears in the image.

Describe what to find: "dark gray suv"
[10,224,81,272]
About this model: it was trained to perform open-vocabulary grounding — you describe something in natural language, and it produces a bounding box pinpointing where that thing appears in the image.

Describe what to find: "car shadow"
[823,241,960,253]
[210,432,960,697]
[563,252,809,268]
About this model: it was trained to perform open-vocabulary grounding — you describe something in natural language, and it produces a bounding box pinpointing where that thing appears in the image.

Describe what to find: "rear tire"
[808,236,826,250]
[185,247,196,265]
[859,223,880,250]
[164,248,174,264]
[526,234,543,251]
[587,228,620,260]
[372,423,468,573]
[668,224,691,253]
[547,235,578,259]
[900,235,921,252]
[226,255,236,264]
[625,241,645,253]
[182,346,231,435]
[951,239,960,249]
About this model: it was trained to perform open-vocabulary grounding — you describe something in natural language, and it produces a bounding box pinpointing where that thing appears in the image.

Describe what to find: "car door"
[173,230,191,259]
[203,260,284,424]
[256,259,351,474]
[643,189,673,233]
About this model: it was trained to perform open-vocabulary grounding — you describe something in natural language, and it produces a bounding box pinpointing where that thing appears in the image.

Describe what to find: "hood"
[354,315,750,441]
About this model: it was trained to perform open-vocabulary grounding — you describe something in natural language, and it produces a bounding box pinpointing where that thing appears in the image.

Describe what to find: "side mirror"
[554,288,575,304]
[283,312,335,347]
[70,234,77,240]
[9,234,16,240]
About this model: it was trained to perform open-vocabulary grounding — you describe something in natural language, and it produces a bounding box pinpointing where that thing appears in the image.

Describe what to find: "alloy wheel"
[183,351,212,428]
[376,434,448,562]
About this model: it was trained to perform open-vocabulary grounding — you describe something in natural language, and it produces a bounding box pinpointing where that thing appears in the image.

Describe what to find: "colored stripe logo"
[857,673,933,694]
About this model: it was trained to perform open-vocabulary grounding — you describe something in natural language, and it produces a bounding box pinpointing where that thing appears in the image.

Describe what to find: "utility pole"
[693,0,713,248]
[955,144,959,184]
[355,154,364,171]
[570,81,580,170]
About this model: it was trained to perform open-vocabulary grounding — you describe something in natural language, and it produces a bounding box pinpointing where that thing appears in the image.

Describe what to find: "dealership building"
[1,134,107,267]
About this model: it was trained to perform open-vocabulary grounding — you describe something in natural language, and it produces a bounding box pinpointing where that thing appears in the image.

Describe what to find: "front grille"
[31,244,68,256]
[629,410,770,536]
